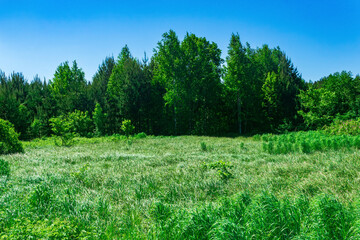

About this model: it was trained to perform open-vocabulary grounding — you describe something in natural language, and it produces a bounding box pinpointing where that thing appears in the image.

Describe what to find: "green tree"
[93,103,106,136]
[181,33,223,134]
[298,87,337,129]
[298,71,357,129]
[49,61,87,114]
[91,57,115,108]
[153,30,183,135]
[225,33,250,134]
[251,46,305,132]
[26,76,54,137]
[262,71,280,129]
[107,46,152,134]
[0,71,32,139]
[154,30,223,135]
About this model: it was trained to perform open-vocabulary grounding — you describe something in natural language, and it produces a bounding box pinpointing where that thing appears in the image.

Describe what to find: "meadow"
[1,133,360,239]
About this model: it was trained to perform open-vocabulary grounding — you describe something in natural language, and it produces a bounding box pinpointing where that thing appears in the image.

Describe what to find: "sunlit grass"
[1,133,360,238]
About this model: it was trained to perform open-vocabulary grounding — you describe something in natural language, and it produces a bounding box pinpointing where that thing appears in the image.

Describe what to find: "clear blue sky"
[0,0,359,82]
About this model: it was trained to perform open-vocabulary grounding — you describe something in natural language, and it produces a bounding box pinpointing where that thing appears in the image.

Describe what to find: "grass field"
[1,133,360,239]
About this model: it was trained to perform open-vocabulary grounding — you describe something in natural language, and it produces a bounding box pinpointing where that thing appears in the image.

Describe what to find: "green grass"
[260,131,360,154]
[1,133,360,238]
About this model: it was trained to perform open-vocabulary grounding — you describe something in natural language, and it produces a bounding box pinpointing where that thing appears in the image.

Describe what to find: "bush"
[68,110,93,138]
[134,132,147,139]
[50,111,94,146]
[324,119,360,136]
[49,115,75,146]
[121,119,135,138]
[93,103,106,136]
[0,118,24,155]
[203,160,234,182]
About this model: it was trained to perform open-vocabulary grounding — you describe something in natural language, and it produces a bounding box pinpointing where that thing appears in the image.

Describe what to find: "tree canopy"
[0,30,358,139]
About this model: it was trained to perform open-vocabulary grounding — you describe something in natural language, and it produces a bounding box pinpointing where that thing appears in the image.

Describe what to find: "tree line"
[0,30,359,140]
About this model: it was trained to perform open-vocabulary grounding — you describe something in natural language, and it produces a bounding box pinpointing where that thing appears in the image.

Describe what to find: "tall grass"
[1,134,360,238]
[149,192,359,239]
[261,131,360,154]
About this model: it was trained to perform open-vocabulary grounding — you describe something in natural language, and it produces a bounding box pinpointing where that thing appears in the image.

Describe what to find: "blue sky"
[0,0,359,82]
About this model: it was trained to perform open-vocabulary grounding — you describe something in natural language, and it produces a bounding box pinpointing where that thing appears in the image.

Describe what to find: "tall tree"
[106,46,152,133]
[252,45,305,131]
[225,33,249,134]
[91,56,115,108]
[0,71,32,138]
[154,30,223,135]
[26,76,54,137]
[181,33,223,134]
[153,30,182,135]
[49,61,87,115]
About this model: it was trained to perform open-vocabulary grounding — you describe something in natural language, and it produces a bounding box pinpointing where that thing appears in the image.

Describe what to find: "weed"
[29,182,52,214]
[204,160,234,182]
[200,142,207,151]
[71,163,90,184]
[0,159,10,177]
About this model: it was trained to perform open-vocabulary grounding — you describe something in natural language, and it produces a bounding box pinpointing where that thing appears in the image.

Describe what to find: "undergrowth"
[149,192,360,239]
[260,131,360,154]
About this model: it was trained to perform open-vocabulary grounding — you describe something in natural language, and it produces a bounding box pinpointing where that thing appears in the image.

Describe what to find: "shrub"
[30,118,44,139]
[121,119,135,138]
[324,118,360,136]
[93,103,106,136]
[50,110,94,146]
[204,160,234,182]
[301,141,311,154]
[0,118,24,155]
[252,134,261,141]
[68,110,93,137]
[134,132,147,139]
[49,115,75,146]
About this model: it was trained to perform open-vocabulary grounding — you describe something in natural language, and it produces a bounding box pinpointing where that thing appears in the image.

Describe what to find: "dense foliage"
[0,118,23,154]
[0,30,359,139]
[323,118,360,136]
